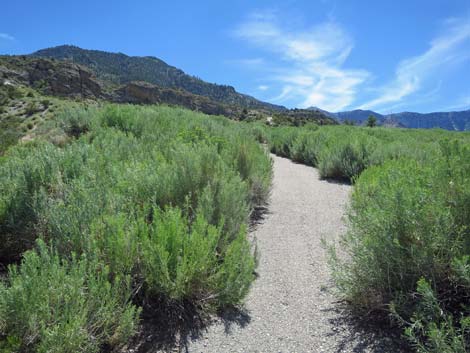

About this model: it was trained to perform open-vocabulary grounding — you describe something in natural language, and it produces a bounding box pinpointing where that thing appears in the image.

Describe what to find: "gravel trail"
[187,155,401,353]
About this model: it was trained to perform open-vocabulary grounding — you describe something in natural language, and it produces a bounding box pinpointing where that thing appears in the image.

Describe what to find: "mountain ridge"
[308,107,470,131]
[4,44,468,130]
[0,53,336,126]
[31,45,286,111]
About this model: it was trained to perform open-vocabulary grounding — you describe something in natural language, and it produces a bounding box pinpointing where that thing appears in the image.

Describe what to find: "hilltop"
[32,45,285,111]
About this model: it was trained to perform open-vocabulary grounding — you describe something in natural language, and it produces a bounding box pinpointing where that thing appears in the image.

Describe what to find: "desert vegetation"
[0,104,271,352]
[2,94,470,352]
[265,123,470,352]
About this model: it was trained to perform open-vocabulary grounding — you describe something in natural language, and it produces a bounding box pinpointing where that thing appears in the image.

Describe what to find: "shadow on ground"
[280,155,352,186]
[118,206,267,353]
[321,304,412,353]
[121,302,251,353]
[322,176,352,186]
[249,205,270,232]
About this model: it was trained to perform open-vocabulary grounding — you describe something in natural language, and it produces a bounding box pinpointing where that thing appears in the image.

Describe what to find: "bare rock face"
[115,81,238,117]
[27,59,103,98]
[116,81,162,104]
[0,65,29,85]
[0,57,103,98]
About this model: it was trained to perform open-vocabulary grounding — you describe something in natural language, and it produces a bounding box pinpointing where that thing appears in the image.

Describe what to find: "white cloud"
[232,11,369,111]
[359,17,470,110]
[442,94,470,111]
[268,85,294,103]
[0,33,15,41]
[258,85,269,91]
[231,58,265,67]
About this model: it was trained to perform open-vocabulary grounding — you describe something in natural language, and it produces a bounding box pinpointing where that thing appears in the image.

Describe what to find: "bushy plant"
[265,124,469,182]
[59,106,95,138]
[0,240,140,353]
[140,208,254,305]
[318,141,371,181]
[0,104,271,351]
[330,140,470,351]
[25,101,39,116]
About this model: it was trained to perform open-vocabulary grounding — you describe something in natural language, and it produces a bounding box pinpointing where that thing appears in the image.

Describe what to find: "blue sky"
[1,0,469,113]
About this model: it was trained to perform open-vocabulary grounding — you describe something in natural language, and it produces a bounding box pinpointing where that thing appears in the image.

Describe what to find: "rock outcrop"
[115,81,238,117]
[0,57,104,98]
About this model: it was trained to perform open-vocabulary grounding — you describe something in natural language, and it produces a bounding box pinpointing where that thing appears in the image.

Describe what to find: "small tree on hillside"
[239,108,248,121]
[367,114,377,128]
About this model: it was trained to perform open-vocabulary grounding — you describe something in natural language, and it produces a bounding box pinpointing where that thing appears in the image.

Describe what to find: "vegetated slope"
[26,45,470,130]
[0,74,89,155]
[315,108,470,131]
[0,55,247,119]
[32,45,285,111]
[266,124,470,352]
[188,155,401,352]
[0,104,272,352]
[1,55,337,126]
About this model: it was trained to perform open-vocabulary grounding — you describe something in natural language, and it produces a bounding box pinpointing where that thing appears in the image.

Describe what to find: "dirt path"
[186,155,400,353]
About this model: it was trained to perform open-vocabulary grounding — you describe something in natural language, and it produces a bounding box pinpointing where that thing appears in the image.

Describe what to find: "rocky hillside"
[32,45,285,111]
[0,55,104,99]
[0,55,337,130]
[0,56,248,118]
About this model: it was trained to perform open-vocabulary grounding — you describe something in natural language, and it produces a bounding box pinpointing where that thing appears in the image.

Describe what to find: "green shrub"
[5,85,23,100]
[268,127,302,158]
[265,125,469,182]
[140,208,254,305]
[0,103,271,351]
[25,101,39,116]
[318,141,371,181]
[330,141,470,351]
[290,130,326,166]
[41,99,50,108]
[398,278,470,353]
[59,107,94,138]
[0,240,140,353]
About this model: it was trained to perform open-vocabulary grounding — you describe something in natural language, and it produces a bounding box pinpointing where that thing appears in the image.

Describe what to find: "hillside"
[315,108,470,131]
[0,55,336,154]
[32,45,285,111]
[0,55,256,118]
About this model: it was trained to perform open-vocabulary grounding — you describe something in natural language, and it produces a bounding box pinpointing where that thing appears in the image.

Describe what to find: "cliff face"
[0,56,241,118]
[0,57,104,99]
[115,81,238,117]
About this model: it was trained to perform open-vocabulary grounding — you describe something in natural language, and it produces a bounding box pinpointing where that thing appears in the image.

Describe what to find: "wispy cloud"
[258,85,269,91]
[0,33,15,41]
[229,57,265,67]
[359,17,470,111]
[233,11,369,111]
[442,94,470,111]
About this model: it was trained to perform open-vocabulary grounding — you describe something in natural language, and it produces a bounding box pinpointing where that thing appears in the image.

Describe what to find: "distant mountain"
[334,110,384,123]
[32,45,285,111]
[390,110,470,131]
[308,107,470,131]
[307,106,335,118]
